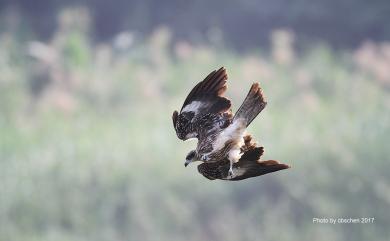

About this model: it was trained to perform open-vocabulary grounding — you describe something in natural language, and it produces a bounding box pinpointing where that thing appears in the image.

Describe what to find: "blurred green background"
[0,1,390,241]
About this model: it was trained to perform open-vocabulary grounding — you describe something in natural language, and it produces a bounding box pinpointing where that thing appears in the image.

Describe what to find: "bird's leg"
[228,148,241,177]
[228,158,234,177]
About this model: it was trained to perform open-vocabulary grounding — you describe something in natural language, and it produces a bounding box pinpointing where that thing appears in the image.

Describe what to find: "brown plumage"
[180,67,230,113]
[172,67,232,141]
[198,138,290,181]
[233,82,267,127]
[173,67,290,180]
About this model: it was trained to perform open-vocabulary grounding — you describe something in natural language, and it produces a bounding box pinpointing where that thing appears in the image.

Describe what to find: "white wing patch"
[181,100,206,114]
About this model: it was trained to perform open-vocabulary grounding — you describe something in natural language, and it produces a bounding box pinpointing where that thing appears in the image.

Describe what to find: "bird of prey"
[172,67,289,180]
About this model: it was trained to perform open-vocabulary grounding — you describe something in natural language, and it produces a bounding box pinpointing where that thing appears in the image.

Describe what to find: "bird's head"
[184,150,197,167]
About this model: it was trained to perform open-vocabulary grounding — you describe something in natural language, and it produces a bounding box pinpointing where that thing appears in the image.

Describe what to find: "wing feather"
[180,67,231,115]
[197,145,290,181]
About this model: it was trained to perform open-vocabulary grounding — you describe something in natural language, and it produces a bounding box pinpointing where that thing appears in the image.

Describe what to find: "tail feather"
[197,146,290,181]
[233,83,267,127]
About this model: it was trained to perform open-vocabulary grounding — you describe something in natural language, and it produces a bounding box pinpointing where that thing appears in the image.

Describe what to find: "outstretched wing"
[227,159,290,181]
[181,67,231,113]
[233,83,267,127]
[173,67,233,140]
[175,67,231,121]
[197,146,290,181]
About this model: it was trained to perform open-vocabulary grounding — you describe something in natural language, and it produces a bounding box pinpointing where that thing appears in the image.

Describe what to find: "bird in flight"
[172,67,289,180]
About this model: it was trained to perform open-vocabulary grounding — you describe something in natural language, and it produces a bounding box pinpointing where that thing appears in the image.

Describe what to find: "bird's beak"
[184,159,192,167]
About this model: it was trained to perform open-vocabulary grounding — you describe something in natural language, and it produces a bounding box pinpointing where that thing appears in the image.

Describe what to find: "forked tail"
[233,83,267,127]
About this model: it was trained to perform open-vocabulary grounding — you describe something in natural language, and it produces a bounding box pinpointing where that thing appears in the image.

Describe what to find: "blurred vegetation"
[1,7,390,241]
[1,0,390,49]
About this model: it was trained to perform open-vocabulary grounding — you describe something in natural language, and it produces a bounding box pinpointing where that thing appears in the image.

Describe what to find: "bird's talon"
[228,169,235,177]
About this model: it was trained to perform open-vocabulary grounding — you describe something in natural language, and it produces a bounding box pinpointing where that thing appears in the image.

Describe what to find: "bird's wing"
[227,159,290,181]
[233,83,267,127]
[197,146,290,181]
[180,67,231,115]
[172,67,233,139]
